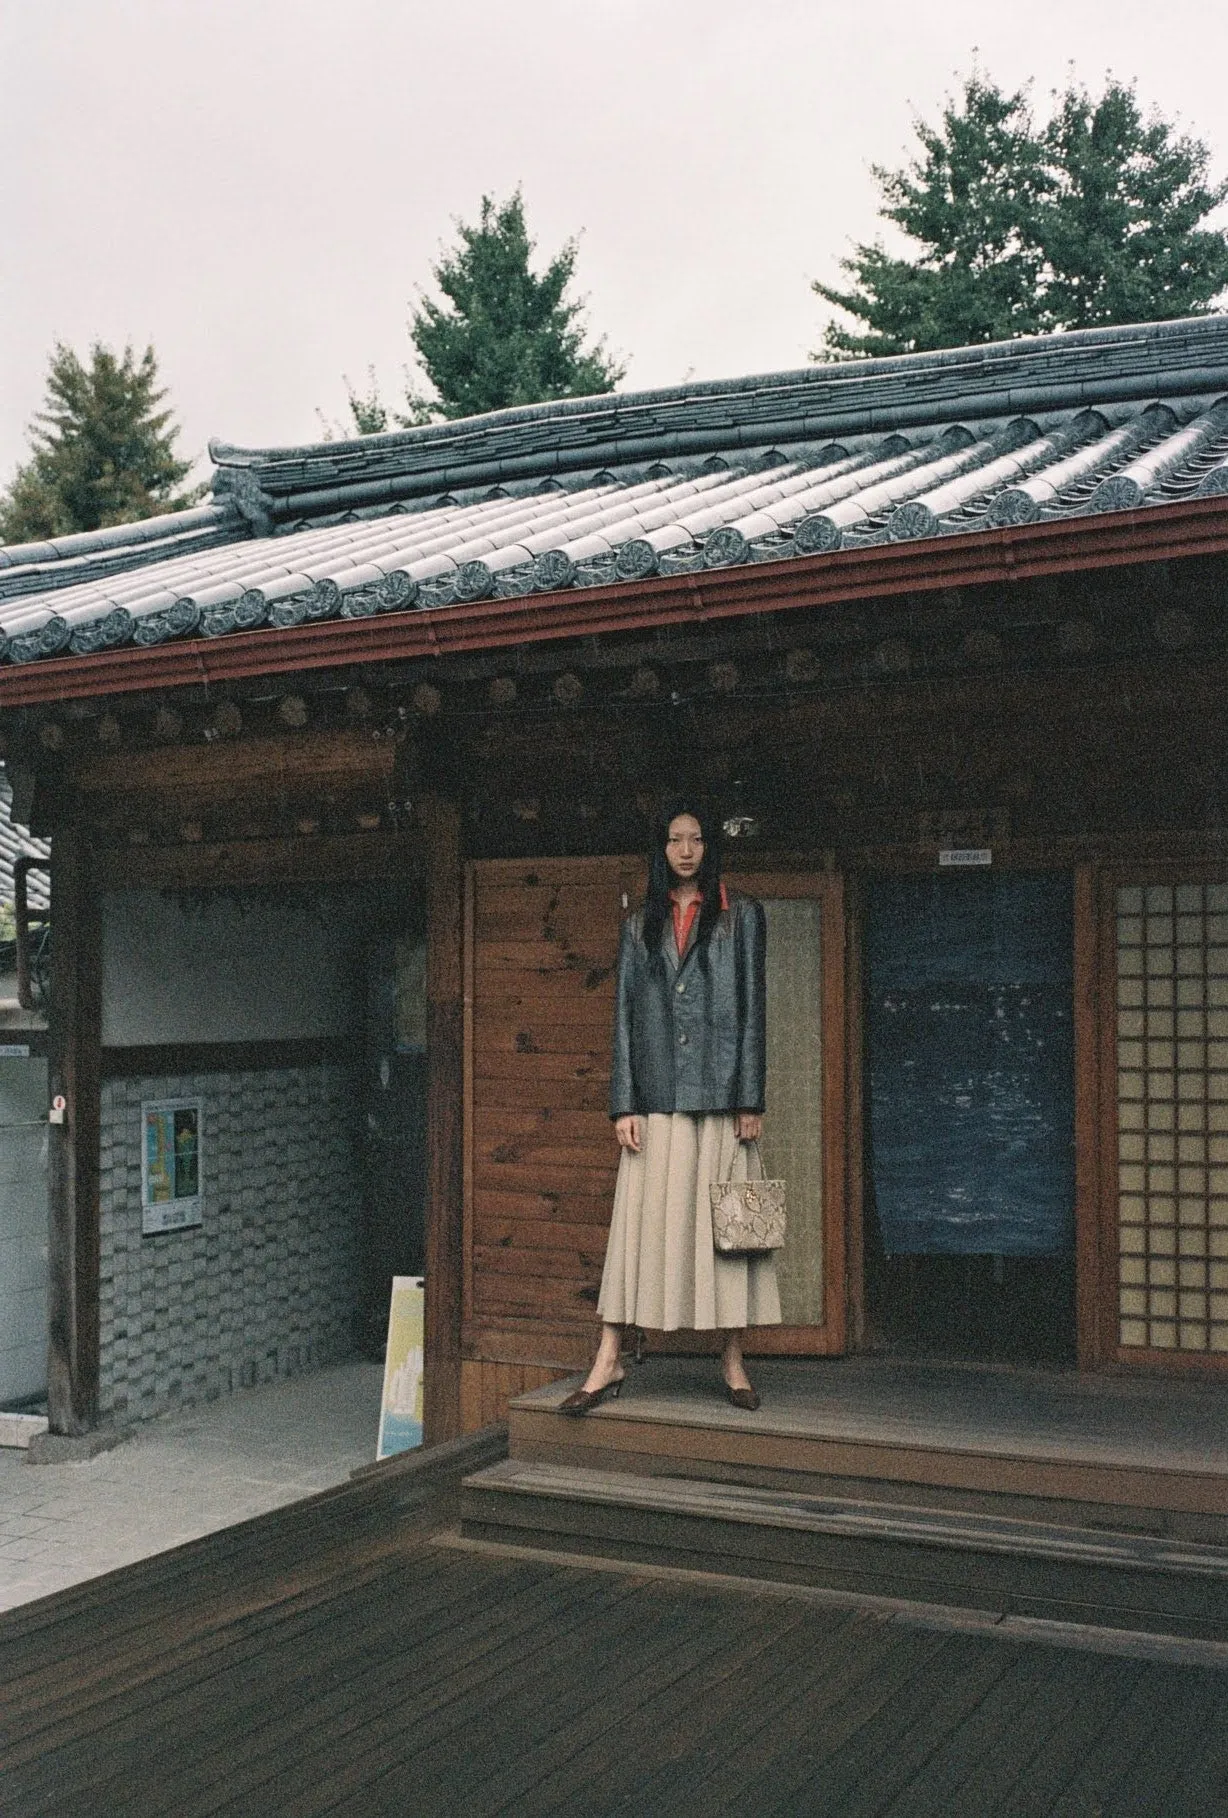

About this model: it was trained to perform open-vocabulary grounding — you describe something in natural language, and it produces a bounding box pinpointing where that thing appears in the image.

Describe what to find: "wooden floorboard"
[53,1554,544,1817]
[454,1597,805,1818]
[600,1611,924,1818]
[119,1562,618,1818]
[2,1430,1224,1818]
[1043,1667,1223,1817]
[208,1563,642,1818]
[1155,1679,1228,1817]
[943,1651,1132,1818]
[880,1646,1114,1818]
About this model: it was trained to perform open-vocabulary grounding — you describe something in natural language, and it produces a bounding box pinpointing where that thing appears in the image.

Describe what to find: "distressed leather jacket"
[609,890,766,1118]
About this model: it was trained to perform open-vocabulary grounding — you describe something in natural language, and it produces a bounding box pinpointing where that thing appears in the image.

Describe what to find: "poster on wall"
[141,1098,203,1236]
[377,1275,424,1459]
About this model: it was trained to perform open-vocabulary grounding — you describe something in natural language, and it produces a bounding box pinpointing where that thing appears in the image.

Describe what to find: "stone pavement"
[0,1358,385,1611]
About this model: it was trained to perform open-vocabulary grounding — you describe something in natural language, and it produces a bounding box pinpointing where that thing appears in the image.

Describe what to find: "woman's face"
[665,814,704,884]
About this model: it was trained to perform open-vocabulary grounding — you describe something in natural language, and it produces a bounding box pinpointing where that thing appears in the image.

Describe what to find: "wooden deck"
[3,1426,1227,1816]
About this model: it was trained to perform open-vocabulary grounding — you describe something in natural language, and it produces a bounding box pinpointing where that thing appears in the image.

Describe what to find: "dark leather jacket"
[609,890,766,1118]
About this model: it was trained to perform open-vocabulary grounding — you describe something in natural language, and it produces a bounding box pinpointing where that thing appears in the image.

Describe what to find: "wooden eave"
[3,493,1228,711]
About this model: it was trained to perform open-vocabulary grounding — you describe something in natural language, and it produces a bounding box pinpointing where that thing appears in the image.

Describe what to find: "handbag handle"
[719,1131,762,1184]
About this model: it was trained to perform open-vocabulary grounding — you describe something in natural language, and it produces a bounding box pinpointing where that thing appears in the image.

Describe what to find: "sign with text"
[939,848,993,868]
[141,1098,203,1235]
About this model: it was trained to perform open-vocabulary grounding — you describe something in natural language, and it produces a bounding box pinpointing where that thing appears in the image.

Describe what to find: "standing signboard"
[377,1275,425,1458]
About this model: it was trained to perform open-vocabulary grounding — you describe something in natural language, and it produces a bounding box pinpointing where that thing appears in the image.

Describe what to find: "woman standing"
[561,803,781,1414]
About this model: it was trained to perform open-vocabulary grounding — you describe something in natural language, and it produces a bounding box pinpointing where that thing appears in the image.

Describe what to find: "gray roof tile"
[3,317,1228,668]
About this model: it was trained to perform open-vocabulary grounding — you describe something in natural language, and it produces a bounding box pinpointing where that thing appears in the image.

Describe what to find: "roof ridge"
[210,315,1228,475]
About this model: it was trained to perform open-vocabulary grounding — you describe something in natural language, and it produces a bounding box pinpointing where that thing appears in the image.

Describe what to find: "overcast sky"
[3,0,1227,485]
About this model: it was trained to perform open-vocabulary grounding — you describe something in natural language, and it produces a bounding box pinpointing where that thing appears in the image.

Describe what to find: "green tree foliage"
[0,342,197,543]
[1041,82,1228,329]
[341,367,392,436]
[814,74,1228,359]
[408,189,624,420]
[341,189,623,433]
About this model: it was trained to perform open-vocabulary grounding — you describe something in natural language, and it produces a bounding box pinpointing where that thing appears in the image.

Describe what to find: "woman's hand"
[734,1111,763,1143]
[615,1114,642,1152]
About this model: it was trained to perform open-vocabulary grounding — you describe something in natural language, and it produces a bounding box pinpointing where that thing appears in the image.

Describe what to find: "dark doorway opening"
[357,898,428,1359]
[863,872,1076,1368]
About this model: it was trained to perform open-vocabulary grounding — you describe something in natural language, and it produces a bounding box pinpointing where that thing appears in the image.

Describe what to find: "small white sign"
[939,848,993,868]
[141,1098,203,1235]
[0,1043,31,1058]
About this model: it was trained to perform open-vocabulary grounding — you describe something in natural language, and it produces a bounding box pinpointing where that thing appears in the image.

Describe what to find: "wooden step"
[461,1459,1228,1643]
[507,1360,1228,1545]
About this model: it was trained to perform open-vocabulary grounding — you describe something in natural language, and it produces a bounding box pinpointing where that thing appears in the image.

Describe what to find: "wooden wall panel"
[422,796,466,1445]
[459,1360,571,1431]
[464,856,848,1383]
[463,856,640,1388]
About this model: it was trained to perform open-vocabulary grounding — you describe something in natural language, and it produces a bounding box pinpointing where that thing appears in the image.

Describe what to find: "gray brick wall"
[99,1065,361,1421]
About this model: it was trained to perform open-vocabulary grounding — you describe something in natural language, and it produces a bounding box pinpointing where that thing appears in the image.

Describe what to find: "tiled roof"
[0,773,49,908]
[2,317,1227,668]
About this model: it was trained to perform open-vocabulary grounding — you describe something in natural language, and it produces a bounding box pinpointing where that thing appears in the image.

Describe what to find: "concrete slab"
[0,1359,385,1611]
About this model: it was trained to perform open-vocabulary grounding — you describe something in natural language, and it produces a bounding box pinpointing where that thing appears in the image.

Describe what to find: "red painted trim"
[4,493,1228,709]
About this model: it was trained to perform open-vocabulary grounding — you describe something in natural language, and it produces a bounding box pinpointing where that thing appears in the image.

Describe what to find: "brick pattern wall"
[99,1065,361,1420]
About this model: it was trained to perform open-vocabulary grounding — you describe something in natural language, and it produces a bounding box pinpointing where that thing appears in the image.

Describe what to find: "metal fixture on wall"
[722,779,760,841]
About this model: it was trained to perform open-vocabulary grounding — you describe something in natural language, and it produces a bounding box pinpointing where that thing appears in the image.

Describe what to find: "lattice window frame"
[1114,879,1228,1357]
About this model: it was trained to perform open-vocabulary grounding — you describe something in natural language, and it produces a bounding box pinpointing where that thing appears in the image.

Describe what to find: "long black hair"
[641,799,724,960]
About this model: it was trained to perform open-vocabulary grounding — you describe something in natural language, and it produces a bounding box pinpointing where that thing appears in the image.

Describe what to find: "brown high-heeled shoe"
[558,1375,625,1417]
[724,1382,760,1411]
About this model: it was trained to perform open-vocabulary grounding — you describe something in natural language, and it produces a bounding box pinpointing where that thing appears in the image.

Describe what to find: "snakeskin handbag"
[710,1144,787,1253]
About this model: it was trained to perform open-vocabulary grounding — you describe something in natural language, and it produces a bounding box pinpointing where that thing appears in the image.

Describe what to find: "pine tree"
[334,192,623,433]
[407,190,624,420]
[815,77,1050,358]
[1040,80,1228,330]
[0,342,196,543]
[814,74,1228,359]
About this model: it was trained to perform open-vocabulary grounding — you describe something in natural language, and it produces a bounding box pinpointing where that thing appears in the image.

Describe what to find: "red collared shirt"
[670,882,729,956]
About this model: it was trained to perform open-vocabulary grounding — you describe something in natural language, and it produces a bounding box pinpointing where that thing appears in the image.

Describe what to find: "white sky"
[2,0,1226,485]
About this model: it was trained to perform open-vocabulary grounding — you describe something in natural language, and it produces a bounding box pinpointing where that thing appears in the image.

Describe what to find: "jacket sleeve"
[608,917,638,1119]
[735,897,767,1113]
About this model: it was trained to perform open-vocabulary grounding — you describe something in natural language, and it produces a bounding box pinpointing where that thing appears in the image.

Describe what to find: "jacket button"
[676,983,685,994]
[678,1032,688,1045]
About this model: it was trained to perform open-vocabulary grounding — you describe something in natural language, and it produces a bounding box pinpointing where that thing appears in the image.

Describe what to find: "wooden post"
[841,872,865,1352]
[46,824,103,1435]
[420,795,465,1443]
[1074,863,1118,1370]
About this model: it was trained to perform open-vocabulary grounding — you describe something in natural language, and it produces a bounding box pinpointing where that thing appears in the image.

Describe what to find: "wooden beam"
[71,728,396,797]
[421,795,465,1444]
[45,824,102,1435]
[100,1038,357,1079]
[94,830,419,890]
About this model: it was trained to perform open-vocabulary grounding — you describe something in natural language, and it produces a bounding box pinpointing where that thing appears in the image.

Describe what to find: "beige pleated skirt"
[597,1113,782,1331]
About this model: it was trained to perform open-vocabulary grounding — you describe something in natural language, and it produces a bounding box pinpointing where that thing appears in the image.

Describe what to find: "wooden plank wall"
[422,798,466,1444]
[462,856,642,1426]
[459,1361,568,1430]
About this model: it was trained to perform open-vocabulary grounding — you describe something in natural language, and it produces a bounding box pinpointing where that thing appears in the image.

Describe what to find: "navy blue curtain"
[867,874,1075,1257]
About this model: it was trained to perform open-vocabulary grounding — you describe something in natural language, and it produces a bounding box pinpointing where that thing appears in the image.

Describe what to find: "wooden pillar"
[420,795,465,1444]
[1073,862,1113,1369]
[46,824,103,1435]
